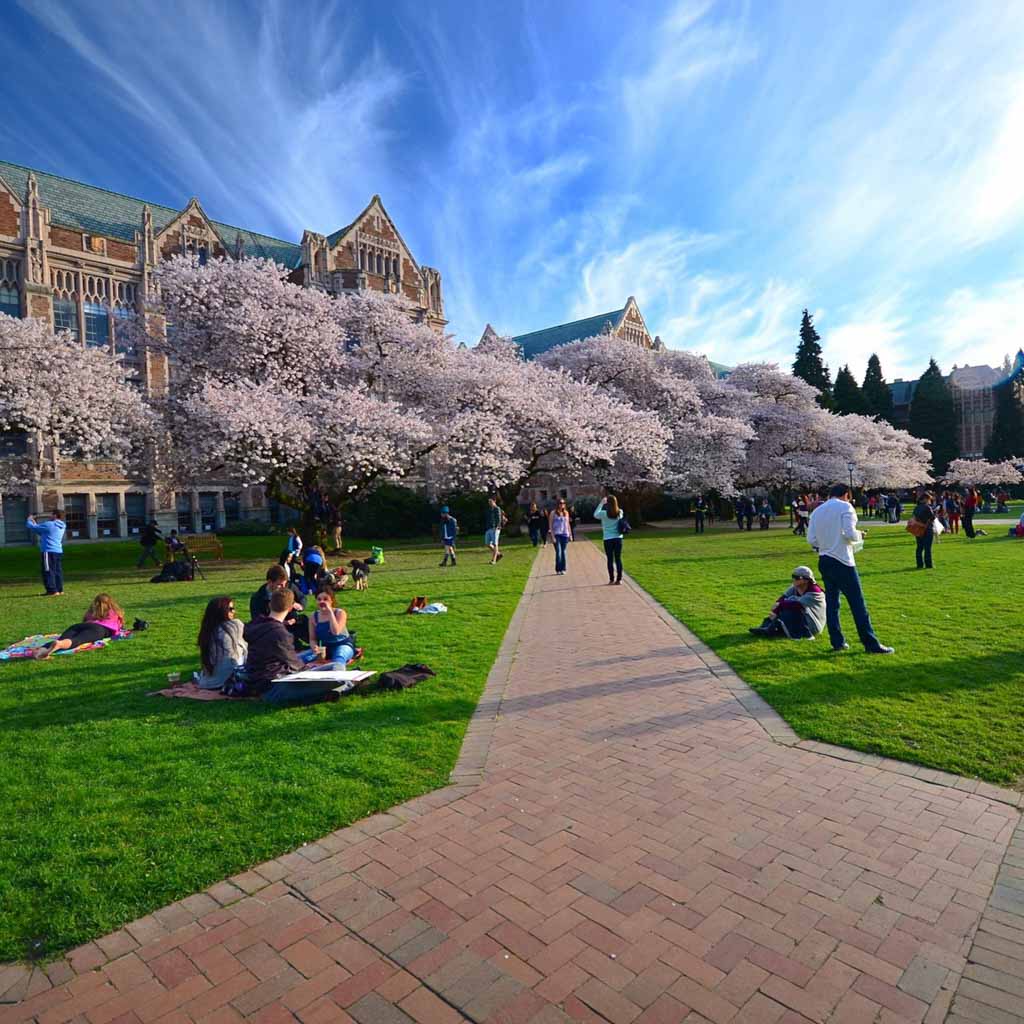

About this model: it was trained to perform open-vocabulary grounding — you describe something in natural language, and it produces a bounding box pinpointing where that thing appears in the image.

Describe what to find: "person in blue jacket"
[27,510,67,596]
[439,507,458,567]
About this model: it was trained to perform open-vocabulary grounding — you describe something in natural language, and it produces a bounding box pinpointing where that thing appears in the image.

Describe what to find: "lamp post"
[847,460,855,496]
[786,457,794,528]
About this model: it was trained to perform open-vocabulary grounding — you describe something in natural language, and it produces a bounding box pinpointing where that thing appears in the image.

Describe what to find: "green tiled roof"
[513,306,627,360]
[0,159,303,269]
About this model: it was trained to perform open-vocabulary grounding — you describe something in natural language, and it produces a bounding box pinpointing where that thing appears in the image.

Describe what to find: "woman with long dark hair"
[195,596,247,689]
[594,494,625,585]
[308,589,358,665]
[33,593,125,659]
[549,498,572,575]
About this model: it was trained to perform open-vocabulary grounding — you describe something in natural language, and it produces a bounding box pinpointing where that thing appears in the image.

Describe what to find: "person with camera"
[594,493,626,585]
[27,509,66,596]
[137,520,163,568]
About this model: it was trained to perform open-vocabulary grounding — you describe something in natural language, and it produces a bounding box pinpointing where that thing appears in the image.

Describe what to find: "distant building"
[889,352,1024,458]
[0,159,445,543]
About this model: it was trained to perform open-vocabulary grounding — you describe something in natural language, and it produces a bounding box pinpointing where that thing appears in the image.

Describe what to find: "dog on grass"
[349,559,371,591]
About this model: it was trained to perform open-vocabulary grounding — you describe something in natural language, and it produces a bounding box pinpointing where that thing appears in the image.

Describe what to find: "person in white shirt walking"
[806,483,894,654]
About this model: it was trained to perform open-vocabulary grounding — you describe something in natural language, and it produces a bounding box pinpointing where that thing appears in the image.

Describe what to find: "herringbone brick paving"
[3,540,1023,1023]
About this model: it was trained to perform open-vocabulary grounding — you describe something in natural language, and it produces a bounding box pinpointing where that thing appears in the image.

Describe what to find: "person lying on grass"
[33,593,126,660]
[748,565,825,640]
[195,596,247,690]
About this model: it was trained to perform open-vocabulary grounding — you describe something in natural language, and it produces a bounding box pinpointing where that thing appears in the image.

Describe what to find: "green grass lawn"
[618,524,1024,787]
[0,534,533,961]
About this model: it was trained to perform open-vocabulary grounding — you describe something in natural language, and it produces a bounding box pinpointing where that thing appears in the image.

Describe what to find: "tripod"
[180,546,207,581]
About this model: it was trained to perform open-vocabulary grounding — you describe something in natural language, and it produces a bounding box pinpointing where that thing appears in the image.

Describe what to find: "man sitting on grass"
[749,566,825,639]
[244,589,304,695]
[250,565,308,648]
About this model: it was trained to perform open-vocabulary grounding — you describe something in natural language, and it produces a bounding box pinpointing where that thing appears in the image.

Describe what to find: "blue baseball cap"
[440,506,449,513]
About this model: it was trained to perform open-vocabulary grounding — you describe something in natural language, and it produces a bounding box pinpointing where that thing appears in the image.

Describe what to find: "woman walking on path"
[549,498,572,575]
[910,490,936,569]
[594,495,625,585]
[526,503,548,547]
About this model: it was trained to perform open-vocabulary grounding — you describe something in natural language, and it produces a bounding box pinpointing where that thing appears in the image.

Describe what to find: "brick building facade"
[0,160,446,544]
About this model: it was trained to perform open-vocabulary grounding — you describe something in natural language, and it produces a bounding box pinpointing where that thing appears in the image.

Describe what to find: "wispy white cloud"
[17,0,405,238]
[924,279,1024,371]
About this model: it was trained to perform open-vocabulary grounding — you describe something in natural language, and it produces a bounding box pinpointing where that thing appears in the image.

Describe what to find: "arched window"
[392,257,399,279]
[83,275,111,348]
[376,253,383,275]
[359,248,366,270]
[51,269,80,341]
[0,258,19,318]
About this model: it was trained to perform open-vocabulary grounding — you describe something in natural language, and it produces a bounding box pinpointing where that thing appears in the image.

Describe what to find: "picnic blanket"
[149,681,243,701]
[0,630,132,661]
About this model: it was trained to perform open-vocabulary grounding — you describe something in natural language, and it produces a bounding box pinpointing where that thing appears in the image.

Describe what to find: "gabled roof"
[0,159,303,268]
[512,305,628,360]
[325,194,423,275]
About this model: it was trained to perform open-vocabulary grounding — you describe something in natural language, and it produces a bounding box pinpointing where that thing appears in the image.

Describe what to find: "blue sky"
[4,0,1024,380]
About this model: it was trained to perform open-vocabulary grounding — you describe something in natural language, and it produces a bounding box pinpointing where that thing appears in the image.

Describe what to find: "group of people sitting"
[278,528,372,594]
[194,564,362,696]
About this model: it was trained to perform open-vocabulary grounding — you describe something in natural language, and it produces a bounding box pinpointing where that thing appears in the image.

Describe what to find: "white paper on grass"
[273,669,376,683]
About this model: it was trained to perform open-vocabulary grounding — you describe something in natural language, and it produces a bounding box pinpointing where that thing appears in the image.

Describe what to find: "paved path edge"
[617,567,1024,812]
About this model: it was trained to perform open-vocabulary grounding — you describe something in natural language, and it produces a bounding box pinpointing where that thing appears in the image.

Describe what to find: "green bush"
[343,484,435,538]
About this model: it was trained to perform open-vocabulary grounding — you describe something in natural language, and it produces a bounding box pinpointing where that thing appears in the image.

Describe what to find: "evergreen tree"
[861,353,895,423]
[984,370,1024,461]
[792,309,832,408]
[832,364,867,415]
[908,359,959,474]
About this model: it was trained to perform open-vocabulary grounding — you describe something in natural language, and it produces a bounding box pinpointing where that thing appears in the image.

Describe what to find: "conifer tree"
[984,370,1024,461]
[792,309,832,408]
[832,365,867,415]
[861,353,895,423]
[908,359,959,474]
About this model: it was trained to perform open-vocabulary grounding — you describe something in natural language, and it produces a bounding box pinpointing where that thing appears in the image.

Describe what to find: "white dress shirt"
[807,497,862,567]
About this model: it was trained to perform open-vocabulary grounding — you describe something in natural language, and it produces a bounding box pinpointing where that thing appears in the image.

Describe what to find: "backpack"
[379,663,435,691]
[370,546,384,565]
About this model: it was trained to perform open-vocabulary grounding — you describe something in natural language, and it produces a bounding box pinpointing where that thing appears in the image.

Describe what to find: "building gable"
[0,173,22,239]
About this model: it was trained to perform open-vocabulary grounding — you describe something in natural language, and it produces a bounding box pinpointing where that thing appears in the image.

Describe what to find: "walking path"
[3,541,1024,1024]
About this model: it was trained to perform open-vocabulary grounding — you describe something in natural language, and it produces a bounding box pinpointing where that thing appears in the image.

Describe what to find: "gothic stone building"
[0,159,445,544]
[480,297,659,508]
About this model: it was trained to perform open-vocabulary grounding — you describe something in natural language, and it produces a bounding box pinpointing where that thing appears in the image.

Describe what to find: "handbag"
[618,516,632,536]
[906,518,927,538]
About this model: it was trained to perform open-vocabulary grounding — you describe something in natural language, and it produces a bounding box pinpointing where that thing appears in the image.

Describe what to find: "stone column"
[190,489,201,534]
[0,493,6,547]
[86,492,98,540]
[215,491,226,531]
[117,491,128,538]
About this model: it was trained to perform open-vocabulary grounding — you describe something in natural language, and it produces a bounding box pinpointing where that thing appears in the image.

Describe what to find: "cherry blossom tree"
[0,313,152,489]
[539,334,751,502]
[150,258,665,522]
[942,458,1023,486]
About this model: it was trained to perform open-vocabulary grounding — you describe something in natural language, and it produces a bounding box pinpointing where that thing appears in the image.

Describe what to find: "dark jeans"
[777,606,813,639]
[744,515,754,530]
[529,526,546,547]
[603,538,623,582]
[553,535,568,572]
[695,512,705,533]
[817,555,883,651]
[915,530,934,568]
[41,552,63,594]
[137,544,161,568]
[963,512,977,538]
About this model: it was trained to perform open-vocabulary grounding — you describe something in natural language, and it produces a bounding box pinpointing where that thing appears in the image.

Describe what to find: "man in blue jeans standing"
[806,484,894,654]
[27,509,67,596]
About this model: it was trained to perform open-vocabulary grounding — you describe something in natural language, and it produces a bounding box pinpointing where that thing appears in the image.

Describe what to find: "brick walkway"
[3,541,1024,1024]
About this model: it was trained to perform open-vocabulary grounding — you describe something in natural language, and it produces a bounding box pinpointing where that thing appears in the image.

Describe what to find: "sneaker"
[832,643,850,651]
[867,645,895,655]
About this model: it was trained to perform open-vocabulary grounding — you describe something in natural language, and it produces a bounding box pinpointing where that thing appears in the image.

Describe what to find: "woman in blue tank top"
[308,589,356,665]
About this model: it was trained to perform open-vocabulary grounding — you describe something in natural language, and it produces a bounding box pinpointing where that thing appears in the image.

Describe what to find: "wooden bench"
[176,533,224,560]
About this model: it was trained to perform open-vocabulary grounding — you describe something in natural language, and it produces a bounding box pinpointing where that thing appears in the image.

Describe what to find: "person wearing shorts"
[484,497,506,564]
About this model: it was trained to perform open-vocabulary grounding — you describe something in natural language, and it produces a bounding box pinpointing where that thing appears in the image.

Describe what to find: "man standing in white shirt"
[806,483,894,654]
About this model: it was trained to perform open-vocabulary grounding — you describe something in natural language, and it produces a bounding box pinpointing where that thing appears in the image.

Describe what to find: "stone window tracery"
[0,258,19,317]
